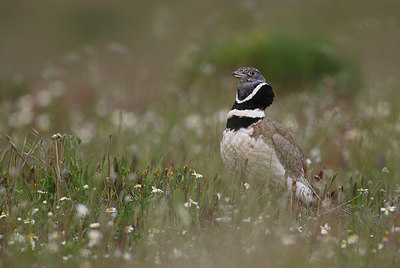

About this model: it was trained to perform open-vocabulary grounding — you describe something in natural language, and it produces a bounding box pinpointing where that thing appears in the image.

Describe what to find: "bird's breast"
[220,127,286,182]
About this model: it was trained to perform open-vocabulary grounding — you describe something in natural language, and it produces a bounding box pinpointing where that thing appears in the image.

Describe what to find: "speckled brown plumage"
[251,117,307,180]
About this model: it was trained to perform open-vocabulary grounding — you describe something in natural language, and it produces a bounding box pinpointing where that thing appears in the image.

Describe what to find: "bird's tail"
[287,178,317,204]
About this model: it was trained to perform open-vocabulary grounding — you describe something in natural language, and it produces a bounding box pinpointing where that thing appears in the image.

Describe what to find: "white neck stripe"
[227,109,265,119]
[235,82,268,104]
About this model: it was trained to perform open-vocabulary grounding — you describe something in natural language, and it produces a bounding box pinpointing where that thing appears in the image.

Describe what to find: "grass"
[1,69,400,267]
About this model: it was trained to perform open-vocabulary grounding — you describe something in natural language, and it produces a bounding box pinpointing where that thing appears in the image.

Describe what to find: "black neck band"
[226,83,274,131]
[226,116,263,131]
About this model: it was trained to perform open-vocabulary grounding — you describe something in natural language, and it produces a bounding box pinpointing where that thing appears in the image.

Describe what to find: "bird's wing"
[271,133,306,179]
[252,117,307,179]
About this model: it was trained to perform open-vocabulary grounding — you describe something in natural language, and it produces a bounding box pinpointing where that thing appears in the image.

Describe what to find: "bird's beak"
[232,71,243,79]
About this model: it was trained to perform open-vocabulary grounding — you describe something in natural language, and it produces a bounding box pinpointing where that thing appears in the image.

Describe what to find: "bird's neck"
[226,83,274,131]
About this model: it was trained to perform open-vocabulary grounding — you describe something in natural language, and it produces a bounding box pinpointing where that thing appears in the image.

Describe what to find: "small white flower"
[37,190,47,194]
[381,206,396,216]
[27,233,37,250]
[83,184,89,189]
[134,184,142,188]
[184,198,198,208]
[125,225,134,233]
[24,218,34,224]
[123,252,132,261]
[43,200,47,204]
[106,207,117,213]
[60,196,71,201]
[340,240,347,248]
[51,133,62,140]
[244,183,250,189]
[149,227,160,234]
[320,223,331,235]
[382,167,389,173]
[48,212,54,217]
[0,212,7,218]
[357,188,368,194]
[90,223,101,228]
[242,217,251,223]
[31,208,39,215]
[173,248,183,258]
[105,207,118,218]
[80,248,90,257]
[393,227,400,232]
[88,230,102,247]
[347,234,358,244]
[191,171,203,178]
[151,186,163,193]
[215,217,232,223]
[17,217,22,221]
[76,204,89,218]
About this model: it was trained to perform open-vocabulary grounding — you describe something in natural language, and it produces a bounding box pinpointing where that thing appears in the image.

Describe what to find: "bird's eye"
[249,71,255,76]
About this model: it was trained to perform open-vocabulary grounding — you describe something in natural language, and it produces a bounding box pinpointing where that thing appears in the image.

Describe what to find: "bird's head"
[232,67,267,100]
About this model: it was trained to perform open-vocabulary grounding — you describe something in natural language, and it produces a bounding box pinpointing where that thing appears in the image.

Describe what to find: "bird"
[220,66,316,204]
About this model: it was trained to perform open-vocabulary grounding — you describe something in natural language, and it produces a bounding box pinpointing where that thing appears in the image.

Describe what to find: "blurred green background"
[1,0,399,82]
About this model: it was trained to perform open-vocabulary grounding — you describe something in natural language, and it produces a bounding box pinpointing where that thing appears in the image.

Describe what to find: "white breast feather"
[220,128,285,182]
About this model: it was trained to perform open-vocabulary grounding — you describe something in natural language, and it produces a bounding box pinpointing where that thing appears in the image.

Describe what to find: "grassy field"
[1,1,400,267]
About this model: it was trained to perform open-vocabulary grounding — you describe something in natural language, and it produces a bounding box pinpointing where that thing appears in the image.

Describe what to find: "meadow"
[1,1,400,267]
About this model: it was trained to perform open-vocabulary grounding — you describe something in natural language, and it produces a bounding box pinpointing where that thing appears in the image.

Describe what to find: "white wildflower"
[90,223,100,228]
[191,171,203,178]
[357,188,368,194]
[242,217,251,223]
[347,234,358,244]
[184,198,199,208]
[51,133,62,140]
[215,217,232,223]
[106,207,117,213]
[320,223,331,235]
[88,230,102,247]
[125,225,134,233]
[381,205,396,216]
[151,186,163,193]
[76,204,89,218]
